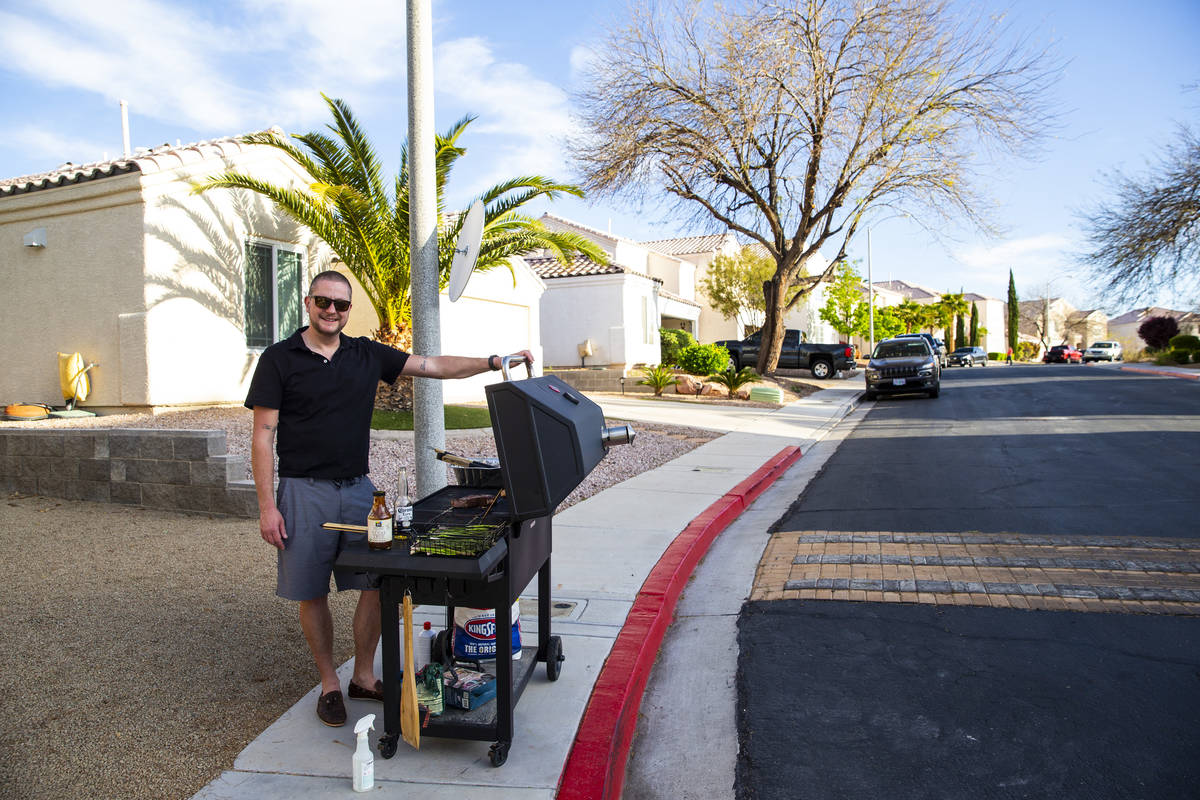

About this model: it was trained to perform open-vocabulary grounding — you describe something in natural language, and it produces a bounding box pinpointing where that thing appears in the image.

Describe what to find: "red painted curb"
[556,445,804,800]
[1119,366,1200,380]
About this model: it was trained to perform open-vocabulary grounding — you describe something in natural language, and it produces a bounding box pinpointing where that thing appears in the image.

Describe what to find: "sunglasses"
[309,295,351,312]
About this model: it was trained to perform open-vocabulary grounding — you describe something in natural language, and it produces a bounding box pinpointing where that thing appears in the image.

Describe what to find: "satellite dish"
[448,198,485,302]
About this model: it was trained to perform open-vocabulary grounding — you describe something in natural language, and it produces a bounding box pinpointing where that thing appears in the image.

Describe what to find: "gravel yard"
[0,406,720,800]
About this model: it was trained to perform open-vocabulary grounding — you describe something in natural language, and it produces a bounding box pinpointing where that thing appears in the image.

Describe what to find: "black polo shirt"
[244,327,409,479]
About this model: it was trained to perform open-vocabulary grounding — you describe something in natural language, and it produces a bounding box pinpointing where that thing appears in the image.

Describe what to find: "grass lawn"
[370,405,492,431]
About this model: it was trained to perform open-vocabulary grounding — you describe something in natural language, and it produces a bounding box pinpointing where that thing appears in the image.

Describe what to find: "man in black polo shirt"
[245,270,533,727]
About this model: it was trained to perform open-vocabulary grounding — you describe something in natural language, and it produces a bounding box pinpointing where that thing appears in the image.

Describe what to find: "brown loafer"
[317,689,346,727]
[348,679,385,702]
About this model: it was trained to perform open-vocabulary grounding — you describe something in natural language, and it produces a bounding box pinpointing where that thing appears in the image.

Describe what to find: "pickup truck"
[714,329,856,379]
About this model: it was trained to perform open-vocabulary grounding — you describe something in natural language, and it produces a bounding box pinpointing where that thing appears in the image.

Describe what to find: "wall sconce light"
[619,376,625,394]
[578,339,594,368]
[23,228,47,248]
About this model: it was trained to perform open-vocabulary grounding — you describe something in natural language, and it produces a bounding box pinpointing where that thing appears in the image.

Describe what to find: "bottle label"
[368,517,393,544]
[396,505,413,527]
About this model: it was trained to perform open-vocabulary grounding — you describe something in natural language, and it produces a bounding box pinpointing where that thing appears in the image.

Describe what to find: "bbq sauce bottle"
[367,491,392,551]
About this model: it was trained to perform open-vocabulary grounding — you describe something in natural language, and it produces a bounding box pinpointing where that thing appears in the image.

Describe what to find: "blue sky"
[1,0,1196,313]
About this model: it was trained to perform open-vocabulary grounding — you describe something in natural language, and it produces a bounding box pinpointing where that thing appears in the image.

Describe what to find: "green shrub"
[706,366,758,398]
[1168,334,1200,351]
[678,343,731,376]
[1016,342,1039,361]
[988,352,1002,361]
[636,364,678,396]
[1170,349,1192,364]
[660,328,697,366]
[1154,351,1177,366]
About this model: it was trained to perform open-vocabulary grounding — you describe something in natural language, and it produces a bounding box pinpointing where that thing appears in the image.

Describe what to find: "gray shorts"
[276,476,381,602]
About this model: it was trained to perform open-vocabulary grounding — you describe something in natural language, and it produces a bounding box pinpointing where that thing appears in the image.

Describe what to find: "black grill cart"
[335,359,634,767]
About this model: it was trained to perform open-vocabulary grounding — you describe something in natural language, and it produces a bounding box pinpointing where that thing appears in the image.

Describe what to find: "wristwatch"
[488,354,500,371]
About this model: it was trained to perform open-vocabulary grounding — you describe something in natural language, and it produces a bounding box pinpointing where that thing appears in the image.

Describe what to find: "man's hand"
[507,349,536,367]
[260,507,287,550]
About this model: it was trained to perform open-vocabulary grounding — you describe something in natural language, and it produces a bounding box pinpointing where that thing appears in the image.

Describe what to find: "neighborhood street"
[737,365,1200,799]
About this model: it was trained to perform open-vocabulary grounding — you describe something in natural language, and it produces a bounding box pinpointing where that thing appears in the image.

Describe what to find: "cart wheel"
[546,635,564,682]
[432,629,451,665]
[379,734,398,759]
[489,741,509,767]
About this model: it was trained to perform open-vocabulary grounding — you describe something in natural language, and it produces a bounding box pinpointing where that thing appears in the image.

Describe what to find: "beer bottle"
[367,490,392,551]
[395,467,413,535]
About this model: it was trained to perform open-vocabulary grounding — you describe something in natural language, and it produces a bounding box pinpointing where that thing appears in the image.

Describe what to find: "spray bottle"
[352,713,375,792]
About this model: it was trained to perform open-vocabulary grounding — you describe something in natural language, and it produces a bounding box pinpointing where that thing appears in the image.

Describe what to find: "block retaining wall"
[0,429,257,517]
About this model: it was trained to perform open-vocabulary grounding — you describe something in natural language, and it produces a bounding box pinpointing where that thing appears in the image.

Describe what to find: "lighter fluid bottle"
[367,491,392,550]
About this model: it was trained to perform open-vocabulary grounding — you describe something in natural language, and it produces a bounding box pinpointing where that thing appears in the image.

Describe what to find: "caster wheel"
[546,635,564,682]
[489,741,509,767]
[432,629,451,665]
[379,734,398,759]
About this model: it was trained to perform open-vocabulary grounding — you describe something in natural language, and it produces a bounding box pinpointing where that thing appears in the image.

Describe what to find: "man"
[245,270,533,727]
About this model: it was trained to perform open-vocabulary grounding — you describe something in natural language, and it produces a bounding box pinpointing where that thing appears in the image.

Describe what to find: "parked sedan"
[1083,341,1123,362]
[864,338,940,400]
[1043,345,1083,364]
[948,346,988,367]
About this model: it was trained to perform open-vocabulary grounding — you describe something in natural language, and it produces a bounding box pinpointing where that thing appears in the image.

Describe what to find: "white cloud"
[5,124,114,166]
[956,234,1075,270]
[0,0,410,137]
[434,36,576,178]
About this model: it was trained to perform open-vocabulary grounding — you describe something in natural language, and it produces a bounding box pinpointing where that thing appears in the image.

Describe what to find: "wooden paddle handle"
[321,522,368,533]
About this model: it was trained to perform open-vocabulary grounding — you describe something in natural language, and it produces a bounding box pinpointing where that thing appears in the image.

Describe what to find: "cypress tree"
[969,302,980,347]
[956,314,967,350]
[1006,270,1019,352]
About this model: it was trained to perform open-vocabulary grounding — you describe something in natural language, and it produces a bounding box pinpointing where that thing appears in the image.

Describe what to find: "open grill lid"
[485,373,607,521]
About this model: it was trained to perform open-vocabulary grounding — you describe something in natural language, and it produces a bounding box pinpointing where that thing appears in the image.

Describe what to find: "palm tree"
[894,299,925,334]
[194,94,606,348]
[939,292,970,351]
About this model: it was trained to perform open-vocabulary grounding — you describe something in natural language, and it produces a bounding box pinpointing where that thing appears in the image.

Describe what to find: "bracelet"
[488,354,500,371]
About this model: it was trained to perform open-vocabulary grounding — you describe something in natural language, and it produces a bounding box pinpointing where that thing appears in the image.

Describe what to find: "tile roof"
[658,288,701,308]
[523,254,661,284]
[0,129,280,197]
[872,280,942,301]
[642,233,729,255]
[1108,306,1198,325]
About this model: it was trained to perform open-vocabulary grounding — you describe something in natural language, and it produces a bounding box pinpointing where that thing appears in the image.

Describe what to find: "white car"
[1083,341,1123,362]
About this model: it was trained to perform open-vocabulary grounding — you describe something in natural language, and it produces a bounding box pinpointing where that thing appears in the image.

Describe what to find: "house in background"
[963,292,1009,355]
[1017,298,1109,356]
[0,133,547,410]
[0,133,335,411]
[1108,306,1200,351]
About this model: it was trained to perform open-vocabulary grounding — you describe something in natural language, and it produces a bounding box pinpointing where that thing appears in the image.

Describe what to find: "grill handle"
[601,424,636,449]
[500,354,533,382]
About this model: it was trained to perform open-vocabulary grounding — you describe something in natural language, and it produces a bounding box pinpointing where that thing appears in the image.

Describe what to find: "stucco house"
[1017,298,1109,356]
[0,134,543,410]
[1108,306,1200,351]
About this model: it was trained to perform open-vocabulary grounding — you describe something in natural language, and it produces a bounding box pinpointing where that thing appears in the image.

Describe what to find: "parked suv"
[1043,344,1082,364]
[1083,341,1123,362]
[895,333,948,367]
[948,346,988,367]
[864,337,941,400]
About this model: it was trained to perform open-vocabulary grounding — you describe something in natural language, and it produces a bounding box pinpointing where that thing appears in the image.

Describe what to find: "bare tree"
[1080,123,1200,305]
[571,0,1059,372]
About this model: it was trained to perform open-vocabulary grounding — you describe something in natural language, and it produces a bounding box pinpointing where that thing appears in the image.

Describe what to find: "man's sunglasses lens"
[311,296,350,312]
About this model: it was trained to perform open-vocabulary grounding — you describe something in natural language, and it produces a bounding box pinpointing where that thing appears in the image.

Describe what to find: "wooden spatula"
[400,593,420,749]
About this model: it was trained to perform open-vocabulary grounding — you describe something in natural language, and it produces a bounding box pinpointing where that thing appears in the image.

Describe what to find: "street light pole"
[407,0,446,497]
[867,228,875,354]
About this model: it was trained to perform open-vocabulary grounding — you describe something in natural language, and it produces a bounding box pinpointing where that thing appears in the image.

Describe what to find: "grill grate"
[880,365,919,378]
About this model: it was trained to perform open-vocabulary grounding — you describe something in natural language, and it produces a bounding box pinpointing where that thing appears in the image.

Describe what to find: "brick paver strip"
[794,553,1199,573]
[757,530,1200,615]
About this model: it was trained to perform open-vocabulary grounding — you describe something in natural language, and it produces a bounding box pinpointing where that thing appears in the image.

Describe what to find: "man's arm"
[250,406,286,550]
[401,349,535,379]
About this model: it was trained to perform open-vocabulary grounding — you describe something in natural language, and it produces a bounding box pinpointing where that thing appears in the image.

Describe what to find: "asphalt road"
[785,364,1200,536]
[736,365,1200,800]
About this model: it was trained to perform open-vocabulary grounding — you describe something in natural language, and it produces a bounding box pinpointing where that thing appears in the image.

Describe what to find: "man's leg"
[351,589,382,688]
[299,594,341,695]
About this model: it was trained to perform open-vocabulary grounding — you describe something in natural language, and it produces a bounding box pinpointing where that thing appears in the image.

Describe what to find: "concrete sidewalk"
[192,383,862,800]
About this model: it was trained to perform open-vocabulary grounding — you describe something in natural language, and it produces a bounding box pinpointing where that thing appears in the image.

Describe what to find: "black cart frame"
[335,485,563,767]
